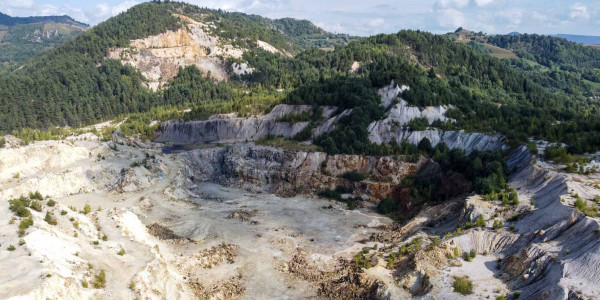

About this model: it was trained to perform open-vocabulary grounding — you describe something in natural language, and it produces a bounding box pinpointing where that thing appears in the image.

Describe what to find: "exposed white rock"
[107,14,250,89]
[313,109,352,137]
[154,104,316,144]
[231,62,254,76]
[368,125,506,152]
[350,61,361,73]
[378,80,410,109]
[257,40,291,57]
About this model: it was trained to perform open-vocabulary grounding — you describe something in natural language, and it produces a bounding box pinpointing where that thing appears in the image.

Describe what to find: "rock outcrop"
[368,126,506,152]
[154,105,314,144]
[108,14,247,89]
[181,143,418,200]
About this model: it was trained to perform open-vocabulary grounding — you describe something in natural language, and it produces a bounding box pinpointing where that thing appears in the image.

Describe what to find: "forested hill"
[0,1,353,131]
[0,12,88,27]
[1,1,600,155]
[457,31,600,98]
[0,12,88,66]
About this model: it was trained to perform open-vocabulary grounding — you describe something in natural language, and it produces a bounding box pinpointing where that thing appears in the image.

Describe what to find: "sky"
[1,0,599,36]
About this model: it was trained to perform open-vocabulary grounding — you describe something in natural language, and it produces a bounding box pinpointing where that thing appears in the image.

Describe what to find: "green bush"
[45,212,58,225]
[30,200,42,212]
[574,197,598,217]
[377,198,396,215]
[475,215,486,227]
[453,276,473,295]
[493,219,504,230]
[7,245,16,251]
[83,204,91,215]
[18,217,33,236]
[342,170,366,182]
[28,191,43,200]
[47,199,56,207]
[93,270,106,288]
[9,196,31,217]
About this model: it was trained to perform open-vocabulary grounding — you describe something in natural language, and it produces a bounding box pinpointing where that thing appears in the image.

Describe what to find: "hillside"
[0,12,88,66]
[1,2,600,155]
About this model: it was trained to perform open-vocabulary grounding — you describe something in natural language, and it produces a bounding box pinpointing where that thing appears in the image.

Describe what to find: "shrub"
[93,270,106,288]
[453,276,473,295]
[81,280,88,288]
[28,191,43,200]
[61,210,68,215]
[526,142,538,155]
[93,241,99,245]
[31,200,42,212]
[353,248,373,269]
[83,204,91,215]
[9,196,31,217]
[453,247,460,258]
[45,212,58,225]
[18,217,34,236]
[464,249,476,262]
[493,219,504,230]
[574,197,599,217]
[496,296,507,300]
[475,215,486,227]
[377,198,396,215]
[342,170,366,182]
[407,117,430,131]
[18,239,26,246]
[117,248,126,256]
[7,245,16,251]
[47,199,56,207]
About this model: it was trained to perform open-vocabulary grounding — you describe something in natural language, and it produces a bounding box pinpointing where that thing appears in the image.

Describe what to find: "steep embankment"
[181,143,419,200]
[155,105,316,144]
[435,146,600,299]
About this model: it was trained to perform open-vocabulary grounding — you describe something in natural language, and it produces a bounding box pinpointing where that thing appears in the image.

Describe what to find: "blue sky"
[1,0,599,36]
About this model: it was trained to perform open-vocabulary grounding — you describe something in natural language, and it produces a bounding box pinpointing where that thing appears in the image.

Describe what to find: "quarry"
[2,89,600,299]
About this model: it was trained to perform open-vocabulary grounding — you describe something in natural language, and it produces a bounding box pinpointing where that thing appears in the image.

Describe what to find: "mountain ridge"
[0,11,88,27]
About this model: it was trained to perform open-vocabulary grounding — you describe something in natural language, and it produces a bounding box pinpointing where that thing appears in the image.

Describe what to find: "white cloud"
[367,18,385,27]
[435,0,470,9]
[0,0,33,9]
[570,3,590,20]
[111,0,139,16]
[496,9,523,26]
[474,0,494,7]
[438,8,464,29]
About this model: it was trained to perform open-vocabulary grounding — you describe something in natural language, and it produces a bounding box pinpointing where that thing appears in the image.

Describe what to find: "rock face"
[154,105,314,144]
[378,80,410,109]
[181,143,418,200]
[107,14,247,89]
[368,126,506,152]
